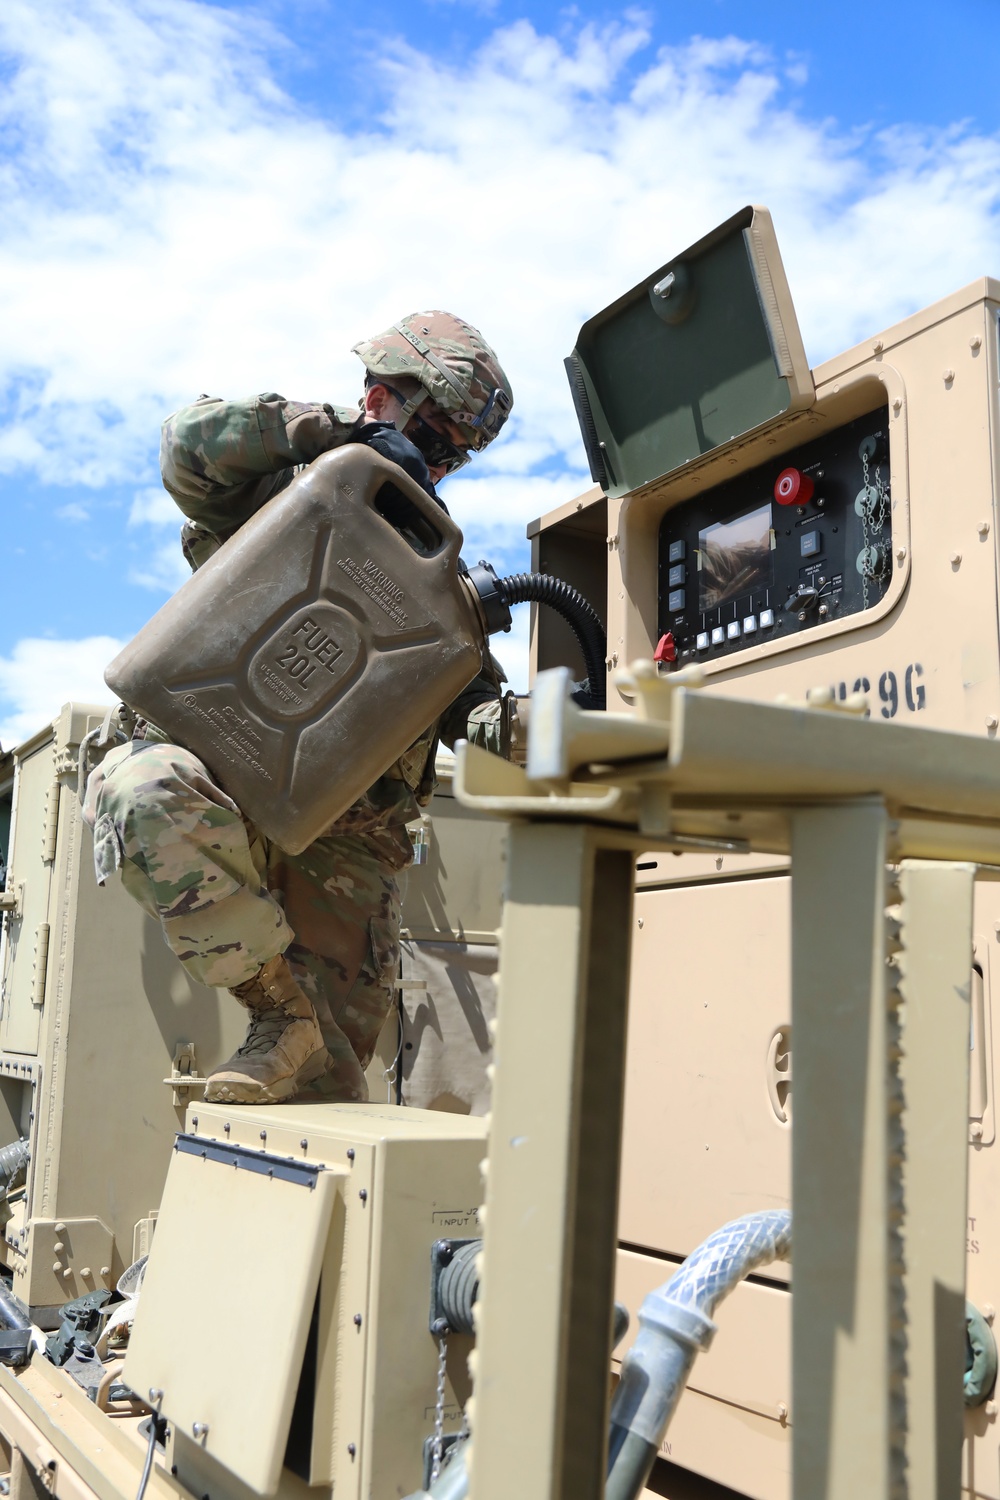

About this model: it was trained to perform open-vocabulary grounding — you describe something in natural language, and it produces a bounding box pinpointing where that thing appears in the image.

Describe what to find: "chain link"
[860,449,871,612]
[430,1332,448,1485]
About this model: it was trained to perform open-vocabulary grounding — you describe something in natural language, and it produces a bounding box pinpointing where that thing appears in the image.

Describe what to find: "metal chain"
[860,449,871,612]
[430,1332,449,1485]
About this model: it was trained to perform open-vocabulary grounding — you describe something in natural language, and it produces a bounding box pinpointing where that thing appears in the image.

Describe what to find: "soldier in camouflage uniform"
[84,312,515,1106]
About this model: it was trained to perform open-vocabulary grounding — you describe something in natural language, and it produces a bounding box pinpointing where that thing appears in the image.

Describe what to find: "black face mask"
[379,383,471,475]
[405,413,470,475]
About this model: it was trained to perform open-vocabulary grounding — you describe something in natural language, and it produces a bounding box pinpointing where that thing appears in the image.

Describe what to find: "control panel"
[657,406,892,664]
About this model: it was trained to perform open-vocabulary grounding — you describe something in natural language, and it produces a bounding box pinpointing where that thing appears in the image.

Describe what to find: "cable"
[135,1395,165,1500]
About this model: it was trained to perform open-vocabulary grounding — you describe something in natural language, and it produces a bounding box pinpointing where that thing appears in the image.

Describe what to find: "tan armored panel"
[0,705,246,1312]
[535,219,1000,1498]
[124,1101,485,1500]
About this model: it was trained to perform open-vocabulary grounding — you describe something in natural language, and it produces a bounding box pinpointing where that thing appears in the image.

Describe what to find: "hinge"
[32,925,50,1008]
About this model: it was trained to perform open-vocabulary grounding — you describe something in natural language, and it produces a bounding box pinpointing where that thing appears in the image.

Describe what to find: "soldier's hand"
[349,421,438,500]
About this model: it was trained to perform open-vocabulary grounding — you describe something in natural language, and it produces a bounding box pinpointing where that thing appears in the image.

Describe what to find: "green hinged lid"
[565,206,815,498]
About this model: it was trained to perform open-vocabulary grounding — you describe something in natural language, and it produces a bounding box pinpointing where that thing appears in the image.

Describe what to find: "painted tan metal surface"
[125,1101,484,1500]
[0,704,246,1307]
[456,668,1000,1500]
[522,271,1000,1500]
[468,823,634,1500]
[0,1356,184,1500]
[124,1143,343,1493]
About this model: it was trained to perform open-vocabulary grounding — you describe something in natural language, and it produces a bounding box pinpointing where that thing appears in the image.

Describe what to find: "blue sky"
[2,0,1000,742]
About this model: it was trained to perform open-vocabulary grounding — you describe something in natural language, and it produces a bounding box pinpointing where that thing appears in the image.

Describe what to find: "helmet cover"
[353,311,512,451]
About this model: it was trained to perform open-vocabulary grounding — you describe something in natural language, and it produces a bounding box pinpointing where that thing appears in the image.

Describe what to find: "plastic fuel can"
[105,447,489,853]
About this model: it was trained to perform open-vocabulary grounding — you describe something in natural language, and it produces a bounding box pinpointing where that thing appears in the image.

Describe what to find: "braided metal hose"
[0,1138,29,1196]
[607,1209,792,1500]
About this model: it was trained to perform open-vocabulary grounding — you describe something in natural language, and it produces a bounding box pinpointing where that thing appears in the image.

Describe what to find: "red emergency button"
[774,467,814,506]
[654,632,677,664]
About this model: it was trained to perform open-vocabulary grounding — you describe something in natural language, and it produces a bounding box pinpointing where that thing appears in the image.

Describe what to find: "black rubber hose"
[495,573,607,709]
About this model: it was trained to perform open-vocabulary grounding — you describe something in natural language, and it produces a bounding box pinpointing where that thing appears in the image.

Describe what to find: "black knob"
[783,584,820,614]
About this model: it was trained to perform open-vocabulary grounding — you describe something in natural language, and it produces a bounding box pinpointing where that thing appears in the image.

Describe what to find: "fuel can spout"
[463,561,607,709]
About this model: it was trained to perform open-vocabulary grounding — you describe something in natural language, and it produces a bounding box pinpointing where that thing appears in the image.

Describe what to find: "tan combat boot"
[204,954,328,1104]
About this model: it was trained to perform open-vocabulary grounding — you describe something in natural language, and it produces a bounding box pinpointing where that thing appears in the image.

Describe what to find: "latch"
[162,1043,207,1106]
[0,884,22,921]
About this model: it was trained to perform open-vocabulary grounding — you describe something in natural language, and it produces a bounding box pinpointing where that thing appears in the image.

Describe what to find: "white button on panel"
[760,609,774,628]
[711,627,725,646]
[726,621,741,640]
[696,632,709,650]
[743,615,757,634]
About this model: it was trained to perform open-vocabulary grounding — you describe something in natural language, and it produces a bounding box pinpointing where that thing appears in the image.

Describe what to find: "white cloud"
[445,471,594,562]
[0,636,123,750]
[128,539,190,593]
[3,1,1000,698]
[2,0,1000,512]
[56,501,90,522]
[128,486,178,527]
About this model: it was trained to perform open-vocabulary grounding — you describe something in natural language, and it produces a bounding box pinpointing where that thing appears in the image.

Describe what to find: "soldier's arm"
[439,658,528,762]
[160,393,360,538]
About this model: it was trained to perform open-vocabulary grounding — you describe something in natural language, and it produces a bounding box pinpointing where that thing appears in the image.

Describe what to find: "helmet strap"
[393,386,430,433]
[392,323,479,413]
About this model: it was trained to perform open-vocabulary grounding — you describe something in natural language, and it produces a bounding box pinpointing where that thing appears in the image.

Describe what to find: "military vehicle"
[1,204,999,1500]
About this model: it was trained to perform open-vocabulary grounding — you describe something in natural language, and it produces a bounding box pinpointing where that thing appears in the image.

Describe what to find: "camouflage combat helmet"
[352,311,513,452]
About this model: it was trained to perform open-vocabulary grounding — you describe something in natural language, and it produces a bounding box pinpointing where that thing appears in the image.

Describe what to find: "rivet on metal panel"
[53,1242,64,1253]
[637,917,644,928]
[347,1444,357,1459]
[984,1304,996,1323]
[972,1122,984,1140]
[190,1118,198,1132]
[54,1223,66,1234]
[896,546,907,562]
[61,1268,71,1279]
[971,335,983,350]
[986,1401,998,1419]
[259,1130,267,1144]
[80,1267,91,1278]
[951,552,963,567]
[353,1313,362,1328]
[192,1423,209,1442]
[944,368,955,384]
[777,1403,789,1424]
[872,340,884,355]
[987,717,999,731]
[223,1123,230,1135]
[100,1267,110,1278]
[346,1148,355,1163]
[359,1188,368,1203]
[50,1263,60,1274]
[300,1138,308,1152]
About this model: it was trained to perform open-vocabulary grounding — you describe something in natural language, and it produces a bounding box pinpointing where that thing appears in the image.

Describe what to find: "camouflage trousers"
[83,740,404,1101]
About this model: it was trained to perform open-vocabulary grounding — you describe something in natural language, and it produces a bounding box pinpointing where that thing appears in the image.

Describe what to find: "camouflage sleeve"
[438,656,508,756]
[160,393,361,537]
